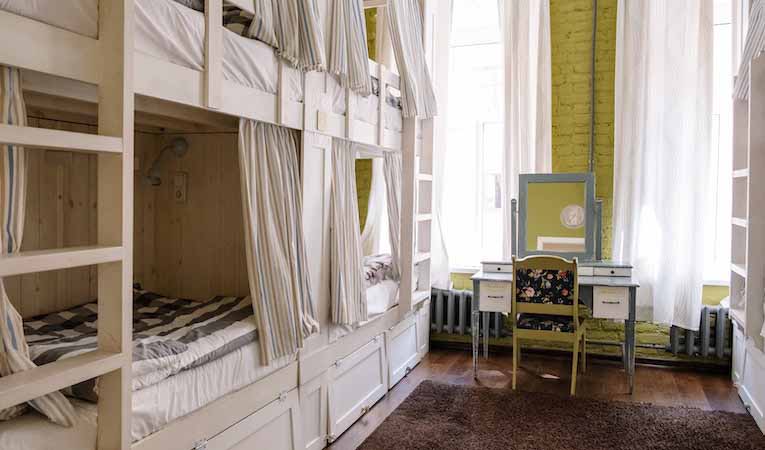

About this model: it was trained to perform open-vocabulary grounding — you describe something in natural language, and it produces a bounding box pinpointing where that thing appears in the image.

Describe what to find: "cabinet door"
[387,315,419,388]
[206,389,301,450]
[732,322,746,385]
[328,335,387,442]
[416,300,431,358]
[299,372,328,450]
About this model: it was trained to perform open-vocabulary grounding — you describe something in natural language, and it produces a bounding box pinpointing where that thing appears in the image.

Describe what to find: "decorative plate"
[560,204,585,229]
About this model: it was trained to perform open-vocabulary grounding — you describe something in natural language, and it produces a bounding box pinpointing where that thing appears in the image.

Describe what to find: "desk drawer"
[593,286,629,320]
[482,262,512,273]
[593,267,632,277]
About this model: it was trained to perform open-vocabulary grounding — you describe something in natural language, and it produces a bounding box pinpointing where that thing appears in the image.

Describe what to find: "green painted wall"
[526,182,586,249]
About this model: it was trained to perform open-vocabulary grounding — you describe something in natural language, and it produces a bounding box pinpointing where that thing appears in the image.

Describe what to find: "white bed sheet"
[0,0,303,102]
[329,280,400,342]
[0,0,98,38]
[0,341,295,448]
[326,77,403,132]
[135,0,303,101]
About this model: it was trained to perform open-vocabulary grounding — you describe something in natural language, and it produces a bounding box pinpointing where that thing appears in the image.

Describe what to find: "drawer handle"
[361,405,371,415]
[601,301,621,305]
[278,391,288,402]
[610,270,615,274]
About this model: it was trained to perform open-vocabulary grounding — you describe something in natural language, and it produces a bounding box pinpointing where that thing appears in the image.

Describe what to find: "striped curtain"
[383,152,402,278]
[238,119,319,365]
[0,67,77,426]
[330,139,368,325]
[297,0,327,71]
[387,0,438,118]
[734,0,765,100]
[329,0,373,96]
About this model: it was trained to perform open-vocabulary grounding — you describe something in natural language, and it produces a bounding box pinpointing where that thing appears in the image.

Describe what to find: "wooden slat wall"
[5,122,248,317]
[142,132,249,301]
[4,117,159,318]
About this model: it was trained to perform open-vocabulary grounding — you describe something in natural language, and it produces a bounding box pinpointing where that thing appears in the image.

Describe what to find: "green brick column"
[550,0,617,258]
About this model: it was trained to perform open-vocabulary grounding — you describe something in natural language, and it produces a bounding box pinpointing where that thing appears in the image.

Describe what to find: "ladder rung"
[414,252,431,264]
[413,290,430,304]
[0,350,126,411]
[417,174,433,182]
[0,124,123,154]
[0,245,123,277]
[417,214,433,222]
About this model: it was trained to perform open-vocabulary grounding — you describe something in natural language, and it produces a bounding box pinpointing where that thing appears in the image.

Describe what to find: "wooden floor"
[329,347,746,450]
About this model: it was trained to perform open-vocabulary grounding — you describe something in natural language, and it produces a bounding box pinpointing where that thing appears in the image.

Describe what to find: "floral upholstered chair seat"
[517,314,575,333]
[515,268,575,305]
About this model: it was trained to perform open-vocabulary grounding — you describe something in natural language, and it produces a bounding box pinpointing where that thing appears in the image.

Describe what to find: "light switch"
[173,172,187,203]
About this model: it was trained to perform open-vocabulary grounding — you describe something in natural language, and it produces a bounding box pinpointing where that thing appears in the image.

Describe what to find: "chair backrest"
[512,255,579,318]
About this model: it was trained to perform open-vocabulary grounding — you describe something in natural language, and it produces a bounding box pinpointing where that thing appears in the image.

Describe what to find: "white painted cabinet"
[299,372,328,450]
[204,389,301,450]
[733,321,746,386]
[386,315,419,388]
[416,300,430,358]
[740,341,765,433]
[327,335,388,442]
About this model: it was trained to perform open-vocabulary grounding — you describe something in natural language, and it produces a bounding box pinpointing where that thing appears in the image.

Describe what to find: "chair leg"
[512,332,518,390]
[570,339,579,396]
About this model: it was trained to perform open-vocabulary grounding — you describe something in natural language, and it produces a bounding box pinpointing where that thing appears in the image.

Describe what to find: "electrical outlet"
[173,172,187,203]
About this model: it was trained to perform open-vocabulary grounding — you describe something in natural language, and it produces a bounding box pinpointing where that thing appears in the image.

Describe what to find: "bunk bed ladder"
[0,1,134,448]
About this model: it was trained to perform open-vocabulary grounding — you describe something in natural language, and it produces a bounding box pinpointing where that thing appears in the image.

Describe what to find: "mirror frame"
[517,172,596,261]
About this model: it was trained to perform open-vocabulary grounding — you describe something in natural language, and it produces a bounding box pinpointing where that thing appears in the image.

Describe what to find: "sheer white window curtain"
[613,0,713,330]
[442,0,551,269]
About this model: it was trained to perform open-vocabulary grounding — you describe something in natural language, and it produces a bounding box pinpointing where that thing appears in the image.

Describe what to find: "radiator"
[430,288,505,338]
[668,305,731,359]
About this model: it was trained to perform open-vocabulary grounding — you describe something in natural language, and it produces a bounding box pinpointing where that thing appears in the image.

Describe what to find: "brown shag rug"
[358,380,765,450]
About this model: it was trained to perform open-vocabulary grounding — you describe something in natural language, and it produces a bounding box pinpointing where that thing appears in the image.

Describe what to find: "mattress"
[0,0,303,102]
[0,341,295,448]
[0,0,98,38]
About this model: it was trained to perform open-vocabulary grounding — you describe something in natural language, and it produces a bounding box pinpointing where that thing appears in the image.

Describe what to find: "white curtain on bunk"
[386,0,438,118]
[383,152,402,279]
[501,0,552,261]
[329,0,373,96]
[330,139,368,325]
[613,0,713,330]
[0,67,77,426]
[360,158,386,256]
[734,0,765,100]
[238,119,319,365]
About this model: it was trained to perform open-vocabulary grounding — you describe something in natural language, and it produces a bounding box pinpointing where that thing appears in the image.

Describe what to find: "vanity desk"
[472,173,640,393]
[471,264,639,393]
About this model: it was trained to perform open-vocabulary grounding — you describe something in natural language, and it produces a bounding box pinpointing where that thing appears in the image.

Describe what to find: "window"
[442,0,504,269]
[704,0,734,284]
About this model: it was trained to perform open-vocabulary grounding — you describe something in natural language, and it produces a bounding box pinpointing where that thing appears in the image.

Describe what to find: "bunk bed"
[0,0,436,449]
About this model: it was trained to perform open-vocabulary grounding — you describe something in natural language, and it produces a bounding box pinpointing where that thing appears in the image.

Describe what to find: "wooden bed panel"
[143,132,249,301]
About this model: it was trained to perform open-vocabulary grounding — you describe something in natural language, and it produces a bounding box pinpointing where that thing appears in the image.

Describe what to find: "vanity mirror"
[517,173,596,261]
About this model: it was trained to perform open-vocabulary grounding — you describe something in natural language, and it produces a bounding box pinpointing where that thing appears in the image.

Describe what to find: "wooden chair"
[511,255,587,395]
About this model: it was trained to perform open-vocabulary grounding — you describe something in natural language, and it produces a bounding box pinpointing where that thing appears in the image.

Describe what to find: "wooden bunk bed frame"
[0,0,436,449]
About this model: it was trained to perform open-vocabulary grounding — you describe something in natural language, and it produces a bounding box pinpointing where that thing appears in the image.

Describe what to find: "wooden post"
[97,0,134,448]
[204,0,223,109]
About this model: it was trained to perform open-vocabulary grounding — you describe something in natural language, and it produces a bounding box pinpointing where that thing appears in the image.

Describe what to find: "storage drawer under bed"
[328,334,388,442]
[386,314,419,388]
[201,389,301,450]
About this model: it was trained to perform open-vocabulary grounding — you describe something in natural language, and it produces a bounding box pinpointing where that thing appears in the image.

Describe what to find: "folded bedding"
[363,253,396,287]
[24,289,257,398]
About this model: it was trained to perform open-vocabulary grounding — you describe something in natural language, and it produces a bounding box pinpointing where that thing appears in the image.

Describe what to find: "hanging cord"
[589,0,598,173]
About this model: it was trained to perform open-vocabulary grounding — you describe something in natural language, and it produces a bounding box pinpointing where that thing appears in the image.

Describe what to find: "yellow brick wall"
[550,0,617,258]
